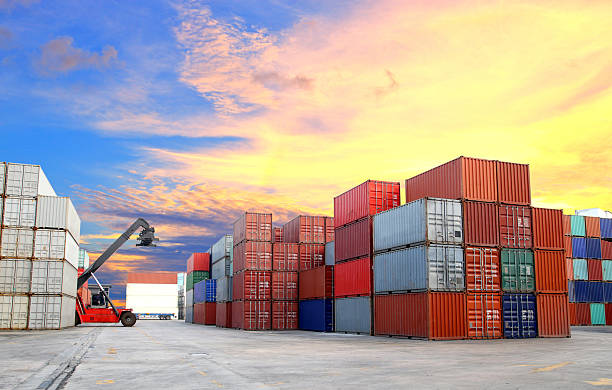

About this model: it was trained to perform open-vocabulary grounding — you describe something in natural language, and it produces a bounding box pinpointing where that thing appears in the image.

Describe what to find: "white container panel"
[212,234,233,262]
[426,198,463,245]
[30,260,77,297]
[29,295,75,329]
[0,295,29,329]
[126,283,179,297]
[0,228,34,258]
[3,197,36,227]
[34,229,79,268]
[78,248,90,269]
[0,259,32,293]
[61,295,76,328]
[325,241,335,265]
[35,196,81,243]
[186,289,194,307]
[0,162,5,195]
[427,245,464,291]
[5,163,56,198]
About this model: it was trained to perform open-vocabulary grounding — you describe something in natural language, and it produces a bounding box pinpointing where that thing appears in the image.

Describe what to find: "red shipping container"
[335,257,371,298]
[272,243,299,271]
[298,243,325,271]
[334,217,371,263]
[466,294,502,339]
[405,157,497,204]
[232,271,271,300]
[194,302,215,325]
[566,258,574,281]
[233,212,272,244]
[271,301,298,330]
[299,265,334,300]
[576,303,591,325]
[568,303,577,325]
[465,247,500,292]
[127,272,178,284]
[562,215,571,236]
[606,303,612,325]
[271,271,298,300]
[334,180,400,228]
[587,259,603,281]
[232,300,271,330]
[233,241,272,272]
[273,227,283,243]
[536,293,570,337]
[532,208,564,250]
[463,201,499,247]
[215,302,232,328]
[585,217,600,238]
[496,160,531,205]
[187,253,210,273]
[193,303,206,324]
[535,250,567,293]
[283,215,326,244]
[324,217,334,243]
[563,236,572,258]
[499,204,532,248]
[602,240,612,260]
[374,292,467,340]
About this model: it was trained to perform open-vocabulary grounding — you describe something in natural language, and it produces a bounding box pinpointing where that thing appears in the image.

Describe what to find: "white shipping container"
[125,284,178,317]
[36,196,81,243]
[0,295,29,329]
[0,162,5,195]
[212,234,233,263]
[31,260,77,297]
[0,259,32,293]
[34,229,79,269]
[0,228,34,258]
[28,294,75,329]
[78,248,90,269]
[5,163,56,198]
[325,241,335,265]
[2,197,36,227]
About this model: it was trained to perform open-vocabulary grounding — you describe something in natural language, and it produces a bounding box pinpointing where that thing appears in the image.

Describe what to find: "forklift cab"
[89,284,113,308]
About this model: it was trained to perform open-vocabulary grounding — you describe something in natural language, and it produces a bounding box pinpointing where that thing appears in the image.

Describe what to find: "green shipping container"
[570,215,586,237]
[602,260,612,281]
[590,303,605,325]
[186,271,209,291]
[501,249,535,292]
[573,259,588,280]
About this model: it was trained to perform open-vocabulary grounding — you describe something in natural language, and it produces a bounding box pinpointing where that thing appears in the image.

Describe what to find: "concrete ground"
[1,322,611,389]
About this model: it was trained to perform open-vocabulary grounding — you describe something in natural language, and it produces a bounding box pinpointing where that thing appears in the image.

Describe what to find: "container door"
[426,199,463,245]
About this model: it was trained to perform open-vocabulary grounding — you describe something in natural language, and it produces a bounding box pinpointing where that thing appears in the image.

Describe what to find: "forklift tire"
[120,312,137,327]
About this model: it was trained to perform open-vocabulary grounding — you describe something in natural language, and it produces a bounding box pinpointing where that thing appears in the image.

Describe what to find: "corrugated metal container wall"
[575,303,590,325]
[427,292,467,340]
[186,289,194,308]
[374,245,464,293]
[324,241,335,266]
[572,238,586,258]
[34,229,79,269]
[0,162,4,195]
[568,303,577,325]
[185,306,193,323]
[536,294,570,338]
[216,276,232,302]
[298,299,334,332]
[585,217,600,238]
[604,283,612,303]
[534,250,567,293]
[334,257,371,297]
[585,238,601,259]
[324,217,334,243]
[603,260,612,281]
[588,260,603,281]
[233,212,272,244]
[334,180,400,228]
[499,205,532,248]
[532,208,563,250]
[602,242,612,260]
[0,259,32,293]
[405,157,497,203]
[501,249,535,292]
[566,258,574,281]
[127,272,177,284]
[30,260,77,297]
[211,234,233,262]
[466,294,502,339]
[3,197,36,227]
[271,271,298,300]
[463,201,499,247]
[273,227,283,243]
[601,218,612,239]
[283,216,326,244]
[496,161,530,205]
[187,253,210,273]
[232,300,271,330]
[334,218,371,263]
[215,302,232,327]
[590,303,605,325]
[28,295,76,329]
[271,301,298,330]
[233,241,272,272]
[272,243,299,271]
[372,198,463,252]
[299,266,333,300]
[35,196,81,243]
[606,304,612,325]
[0,228,34,258]
[570,215,586,236]
[374,293,427,337]
[186,271,208,291]
[5,164,56,197]
[573,281,589,302]
[298,243,325,271]
[193,303,205,324]
[568,280,575,302]
[588,282,604,302]
[232,271,271,300]
[334,296,371,334]
[465,247,500,292]
[564,236,572,257]
[0,295,29,329]
[211,258,229,279]
[502,294,537,338]
[562,215,571,236]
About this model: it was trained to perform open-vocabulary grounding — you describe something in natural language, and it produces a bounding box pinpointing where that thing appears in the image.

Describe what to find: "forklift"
[75,218,159,327]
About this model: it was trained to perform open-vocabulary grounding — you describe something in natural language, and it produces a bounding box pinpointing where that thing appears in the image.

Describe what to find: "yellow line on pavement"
[585,378,612,386]
[531,362,572,373]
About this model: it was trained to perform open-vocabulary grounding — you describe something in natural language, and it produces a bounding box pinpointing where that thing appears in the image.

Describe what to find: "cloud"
[0,26,11,49]
[35,36,118,75]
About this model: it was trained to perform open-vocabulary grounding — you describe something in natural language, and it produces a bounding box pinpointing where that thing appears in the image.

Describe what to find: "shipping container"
[496,160,531,205]
[499,204,532,248]
[127,272,177,284]
[601,218,612,239]
[606,303,612,325]
[463,201,499,247]
[568,280,575,302]
[186,253,210,274]
[405,157,497,203]
[534,250,567,293]
[372,198,463,252]
[604,283,612,302]
[334,180,400,228]
[232,271,271,300]
[536,294,570,337]
[568,303,577,325]
[273,227,283,243]
[272,243,299,271]
[298,299,333,332]
[271,271,298,300]
[334,257,371,297]
[466,294,502,339]
[186,289,193,308]
[283,215,326,244]
[34,229,79,269]
[585,217,600,238]
[374,292,467,340]
[585,238,601,259]
[572,238,586,258]
[233,212,272,244]
[465,247,500,292]
[584,281,604,302]
[35,196,81,243]
[0,162,4,195]
[31,260,77,297]
[233,241,272,272]
[590,303,605,325]
[562,215,571,236]
[125,283,179,317]
[271,301,298,330]
[0,259,32,293]
[2,197,36,227]
[211,257,230,279]
[185,305,193,323]
[502,294,537,338]
[216,276,232,302]
[78,248,90,269]
[5,163,56,198]
[194,279,216,303]
[566,258,574,281]
[588,260,603,281]
[602,241,612,260]
[570,215,586,236]
[603,261,612,281]
[299,265,333,300]
[373,245,464,293]
[335,296,371,334]
[573,259,588,280]
[0,294,29,329]
[0,228,34,258]
[28,294,75,329]
[203,302,216,325]
[334,217,371,263]
[215,302,231,328]
[324,217,334,243]
[298,243,325,271]
[325,241,335,266]
[211,234,233,263]
[501,249,535,292]
[232,300,271,330]
[186,271,209,291]
[193,302,205,324]
[575,303,590,325]
[532,208,563,250]
[563,236,572,257]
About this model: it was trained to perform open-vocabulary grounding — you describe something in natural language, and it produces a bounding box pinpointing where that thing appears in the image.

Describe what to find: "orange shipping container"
[562,215,571,236]
[496,161,531,205]
[568,303,577,326]
[499,204,532,248]
[585,217,600,238]
[465,247,500,292]
[563,236,572,258]
[271,301,298,330]
[187,253,210,273]
[536,294,570,338]
[272,243,299,271]
[532,208,564,250]
[466,294,502,339]
[463,201,499,247]
[283,215,327,244]
[566,258,573,281]
[127,272,178,284]
[299,265,333,300]
[535,250,567,293]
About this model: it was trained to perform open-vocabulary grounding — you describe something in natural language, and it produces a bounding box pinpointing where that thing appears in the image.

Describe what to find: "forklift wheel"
[120,312,137,327]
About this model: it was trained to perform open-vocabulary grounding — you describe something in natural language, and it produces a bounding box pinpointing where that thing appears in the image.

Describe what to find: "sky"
[1,0,611,305]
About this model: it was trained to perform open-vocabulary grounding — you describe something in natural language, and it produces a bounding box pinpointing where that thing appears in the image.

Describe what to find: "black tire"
[120,312,137,327]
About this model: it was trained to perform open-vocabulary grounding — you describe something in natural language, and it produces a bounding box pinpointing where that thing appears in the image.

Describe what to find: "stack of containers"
[211,234,233,327]
[232,212,273,330]
[273,227,283,243]
[185,252,210,324]
[298,240,335,331]
[77,248,91,307]
[193,279,216,325]
[0,162,81,330]
[333,180,400,334]
[177,272,185,320]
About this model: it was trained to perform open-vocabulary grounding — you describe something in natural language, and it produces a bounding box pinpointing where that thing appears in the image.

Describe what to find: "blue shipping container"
[299,299,334,332]
[601,218,612,239]
[574,281,589,302]
[568,280,575,303]
[604,282,612,303]
[588,281,604,302]
[586,238,602,259]
[502,294,537,339]
[205,279,217,302]
[572,238,586,258]
[193,279,217,303]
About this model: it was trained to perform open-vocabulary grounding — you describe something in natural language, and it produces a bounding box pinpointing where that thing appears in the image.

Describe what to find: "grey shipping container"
[0,294,29,329]
[5,163,56,198]
[335,296,371,334]
[2,197,37,227]
[30,260,77,297]
[0,162,5,195]
[216,276,233,302]
[211,257,232,279]
[374,244,464,293]
[0,228,34,258]
[185,306,193,323]
[212,234,233,263]
[0,259,32,293]
[325,241,335,265]
[373,198,463,253]
[186,289,194,308]
[28,294,75,329]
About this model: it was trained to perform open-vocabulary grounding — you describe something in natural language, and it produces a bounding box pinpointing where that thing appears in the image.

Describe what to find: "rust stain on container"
[536,293,570,338]
[532,208,564,250]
